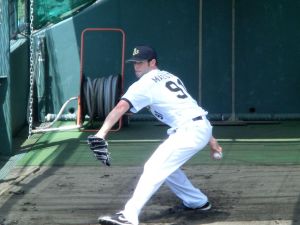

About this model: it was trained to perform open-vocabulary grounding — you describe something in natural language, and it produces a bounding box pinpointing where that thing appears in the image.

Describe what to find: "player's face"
[133,61,151,78]
[133,59,156,78]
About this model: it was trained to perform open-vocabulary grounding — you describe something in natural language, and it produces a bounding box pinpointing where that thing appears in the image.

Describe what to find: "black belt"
[192,116,203,121]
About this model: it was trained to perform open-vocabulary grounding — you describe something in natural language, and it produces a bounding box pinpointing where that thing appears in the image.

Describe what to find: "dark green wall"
[42,0,200,116]
[33,0,300,121]
[10,40,30,134]
[119,0,200,100]
[202,0,300,118]
[0,77,10,156]
[0,0,11,156]
[2,0,300,156]
[0,39,29,156]
[78,0,200,98]
[235,0,300,115]
[202,0,232,114]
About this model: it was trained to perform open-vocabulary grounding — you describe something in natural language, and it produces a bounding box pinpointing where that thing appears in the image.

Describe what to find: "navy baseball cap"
[126,46,157,63]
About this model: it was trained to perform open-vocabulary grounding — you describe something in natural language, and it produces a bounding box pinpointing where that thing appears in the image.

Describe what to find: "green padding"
[17,133,300,166]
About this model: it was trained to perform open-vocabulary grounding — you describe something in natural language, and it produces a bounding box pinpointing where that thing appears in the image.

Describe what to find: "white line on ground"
[106,138,300,143]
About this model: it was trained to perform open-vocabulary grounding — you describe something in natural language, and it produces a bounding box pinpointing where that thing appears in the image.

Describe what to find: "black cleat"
[169,201,212,214]
[183,201,212,211]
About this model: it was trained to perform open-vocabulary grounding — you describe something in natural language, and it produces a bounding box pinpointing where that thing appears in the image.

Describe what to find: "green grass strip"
[17,138,300,166]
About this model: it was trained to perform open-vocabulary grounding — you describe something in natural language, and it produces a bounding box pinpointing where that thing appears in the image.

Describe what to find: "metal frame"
[77,28,126,132]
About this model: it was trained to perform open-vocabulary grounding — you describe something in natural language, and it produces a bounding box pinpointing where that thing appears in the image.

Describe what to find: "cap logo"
[132,48,139,56]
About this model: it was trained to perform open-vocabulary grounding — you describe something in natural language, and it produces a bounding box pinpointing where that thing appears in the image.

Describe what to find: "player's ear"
[149,58,157,67]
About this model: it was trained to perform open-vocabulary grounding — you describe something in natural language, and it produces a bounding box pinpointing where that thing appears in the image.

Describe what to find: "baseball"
[213,151,223,160]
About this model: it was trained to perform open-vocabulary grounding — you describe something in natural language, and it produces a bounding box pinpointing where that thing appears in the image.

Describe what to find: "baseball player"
[87,45,223,225]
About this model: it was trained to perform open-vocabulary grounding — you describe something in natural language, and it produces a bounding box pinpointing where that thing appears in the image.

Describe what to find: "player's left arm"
[87,99,130,166]
[95,99,130,139]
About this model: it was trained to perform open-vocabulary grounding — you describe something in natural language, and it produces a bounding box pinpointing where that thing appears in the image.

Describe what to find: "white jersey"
[121,69,207,128]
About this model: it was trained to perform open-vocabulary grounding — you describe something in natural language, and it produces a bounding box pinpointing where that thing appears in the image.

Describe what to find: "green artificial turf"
[11,120,300,166]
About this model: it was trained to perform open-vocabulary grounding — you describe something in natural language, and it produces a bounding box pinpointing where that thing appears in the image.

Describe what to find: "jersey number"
[165,79,188,99]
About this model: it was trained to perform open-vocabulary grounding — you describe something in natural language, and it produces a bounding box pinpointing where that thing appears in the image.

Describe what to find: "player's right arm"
[95,99,130,139]
[209,136,223,153]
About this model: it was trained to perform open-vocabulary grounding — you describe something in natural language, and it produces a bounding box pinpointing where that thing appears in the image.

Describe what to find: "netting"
[33,0,95,29]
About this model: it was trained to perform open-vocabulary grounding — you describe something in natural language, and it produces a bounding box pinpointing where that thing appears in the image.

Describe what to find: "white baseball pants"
[122,117,213,225]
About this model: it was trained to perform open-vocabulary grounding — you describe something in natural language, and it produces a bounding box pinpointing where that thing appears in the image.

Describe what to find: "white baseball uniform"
[121,69,213,225]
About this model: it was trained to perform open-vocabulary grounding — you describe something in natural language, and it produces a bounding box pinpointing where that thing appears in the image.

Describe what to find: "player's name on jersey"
[151,72,172,83]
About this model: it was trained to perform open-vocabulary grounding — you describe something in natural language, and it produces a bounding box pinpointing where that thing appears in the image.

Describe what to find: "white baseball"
[213,151,223,160]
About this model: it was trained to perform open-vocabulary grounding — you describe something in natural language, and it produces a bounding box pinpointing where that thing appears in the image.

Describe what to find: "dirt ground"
[0,163,300,225]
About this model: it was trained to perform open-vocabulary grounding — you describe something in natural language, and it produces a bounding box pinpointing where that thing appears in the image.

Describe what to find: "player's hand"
[87,135,110,166]
[209,137,223,160]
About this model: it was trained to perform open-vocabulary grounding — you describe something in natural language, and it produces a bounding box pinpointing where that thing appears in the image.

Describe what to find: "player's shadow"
[141,204,230,225]
[292,193,300,225]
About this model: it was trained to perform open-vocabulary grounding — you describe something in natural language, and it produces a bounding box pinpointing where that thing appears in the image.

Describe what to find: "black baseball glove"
[87,135,110,166]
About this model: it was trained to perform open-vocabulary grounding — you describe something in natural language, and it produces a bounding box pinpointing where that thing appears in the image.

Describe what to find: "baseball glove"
[87,135,110,166]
